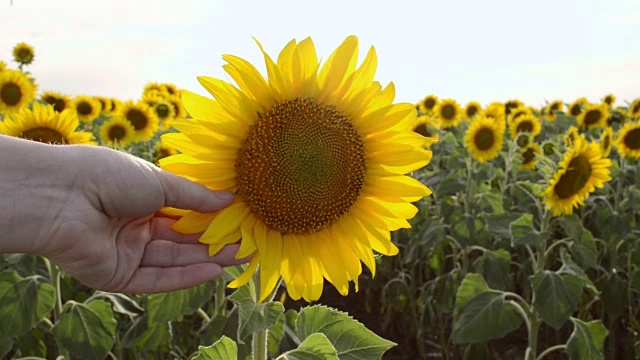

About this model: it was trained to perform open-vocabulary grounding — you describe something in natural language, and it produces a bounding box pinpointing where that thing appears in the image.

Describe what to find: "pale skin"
[0,134,249,293]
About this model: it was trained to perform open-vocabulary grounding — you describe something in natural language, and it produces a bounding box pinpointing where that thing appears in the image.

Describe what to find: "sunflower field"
[1,38,640,360]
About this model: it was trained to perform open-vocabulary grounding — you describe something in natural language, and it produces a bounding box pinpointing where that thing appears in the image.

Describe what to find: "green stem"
[614,157,625,209]
[215,277,227,316]
[527,312,541,360]
[44,258,63,319]
[252,328,268,360]
[464,157,474,215]
[536,344,567,360]
[196,308,211,323]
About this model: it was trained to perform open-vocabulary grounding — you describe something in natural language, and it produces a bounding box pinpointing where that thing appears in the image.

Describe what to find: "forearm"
[0,135,80,254]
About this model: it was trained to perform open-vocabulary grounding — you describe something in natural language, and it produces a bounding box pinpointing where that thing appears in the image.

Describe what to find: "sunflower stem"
[215,277,227,316]
[252,328,268,360]
[44,258,64,320]
[614,157,625,210]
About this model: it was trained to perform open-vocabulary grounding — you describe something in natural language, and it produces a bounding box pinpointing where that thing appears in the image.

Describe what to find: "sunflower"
[615,121,640,159]
[629,98,640,119]
[606,107,627,127]
[564,126,582,148]
[412,114,440,144]
[464,115,504,162]
[600,127,613,157]
[541,137,612,216]
[542,141,556,156]
[12,42,35,65]
[0,69,36,114]
[154,100,176,130]
[154,142,178,164]
[41,91,73,113]
[507,106,533,124]
[0,102,95,145]
[143,82,165,96]
[110,98,123,114]
[94,96,112,115]
[73,95,101,122]
[567,97,588,117]
[464,101,482,121]
[603,94,615,107]
[166,94,187,119]
[544,100,563,121]
[510,113,541,139]
[0,61,7,72]
[520,143,540,170]
[420,94,438,113]
[142,92,164,109]
[99,117,136,148]
[504,99,524,116]
[161,83,179,96]
[160,36,432,302]
[116,101,159,142]
[434,98,462,128]
[577,103,609,129]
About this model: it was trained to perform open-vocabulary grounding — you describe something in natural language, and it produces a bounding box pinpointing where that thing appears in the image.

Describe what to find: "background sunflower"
[0,69,36,114]
[464,115,504,162]
[99,116,136,148]
[615,121,640,159]
[434,98,462,128]
[12,42,35,65]
[578,103,609,129]
[73,95,101,122]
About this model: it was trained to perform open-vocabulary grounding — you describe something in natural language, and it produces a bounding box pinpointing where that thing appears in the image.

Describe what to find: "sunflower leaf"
[52,299,117,360]
[452,292,523,344]
[295,305,395,360]
[565,318,608,360]
[121,316,172,352]
[145,281,214,323]
[275,333,338,360]
[510,213,544,246]
[531,271,582,329]
[472,250,511,291]
[454,273,490,315]
[192,335,237,360]
[229,285,285,342]
[0,270,55,339]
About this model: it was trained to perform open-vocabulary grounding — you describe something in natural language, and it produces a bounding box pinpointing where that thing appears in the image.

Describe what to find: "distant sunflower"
[504,99,524,116]
[73,95,101,122]
[603,94,615,107]
[0,102,95,145]
[154,101,176,130]
[142,92,164,109]
[117,101,159,142]
[564,126,582,148]
[160,36,432,302]
[464,115,504,162]
[0,69,36,114]
[606,107,627,127]
[520,143,540,170]
[464,101,482,121]
[420,94,438,114]
[94,96,112,115]
[567,97,588,117]
[434,98,462,128]
[161,83,179,96]
[110,98,123,114]
[516,133,532,148]
[541,138,612,216]
[0,61,7,72]
[615,121,640,159]
[508,106,532,124]
[629,98,640,119]
[143,82,165,96]
[412,115,440,144]
[41,91,73,113]
[577,103,608,129]
[542,141,556,156]
[600,127,613,157]
[510,113,541,139]
[166,94,186,119]
[544,100,563,121]
[12,42,35,65]
[99,117,136,148]
[154,142,178,164]
[482,102,505,121]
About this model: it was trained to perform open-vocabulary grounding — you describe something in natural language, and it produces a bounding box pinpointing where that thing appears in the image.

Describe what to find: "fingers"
[155,169,235,212]
[140,242,250,268]
[151,217,203,244]
[120,263,223,294]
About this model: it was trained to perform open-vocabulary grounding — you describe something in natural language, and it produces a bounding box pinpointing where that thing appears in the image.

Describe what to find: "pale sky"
[1,0,639,108]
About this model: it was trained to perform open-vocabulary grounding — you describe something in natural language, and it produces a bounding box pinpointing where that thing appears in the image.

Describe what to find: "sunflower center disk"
[108,125,127,141]
[474,128,494,151]
[441,105,455,119]
[77,102,93,115]
[624,128,640,150]
[156,104,170,118]
[413,123,431,138]
[127,109,148,130]
[554,155,592,199]
[236,97,366,235]
[584,110,601,125]
[424,98,436,110]
[1,83,22,106]
[20,127,67,144]
[516,121,533,133]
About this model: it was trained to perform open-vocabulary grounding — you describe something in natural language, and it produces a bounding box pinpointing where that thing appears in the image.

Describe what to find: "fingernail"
[217,191,235,201]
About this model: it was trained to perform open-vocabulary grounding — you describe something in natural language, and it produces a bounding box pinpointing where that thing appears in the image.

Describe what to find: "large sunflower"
[434,98,462,128]
[0,69,36,114]
[510,113,541,139]
[567,97,588,117]
[420,94,438,114]
[600,127,613,157]
[464,101,482,121]
[541,137,612,216]
[99,117,136,148]
[0,102,95,145]
[13,42,35,65]
[42,91,73,113]
[615,121,640,159]
[520,143,541,170]
[544,100,564,121]
[160,36,432,302]
[464,115,504,162]
[629,98,640,119]
[577,103,609,129]
[116,101,159,142]
[73,95,102,122]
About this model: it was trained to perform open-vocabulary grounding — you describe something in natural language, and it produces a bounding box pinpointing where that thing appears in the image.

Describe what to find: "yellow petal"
[228,253,260,288]
[181,90,218,120]
[281,234,307,301]
[171,211,218,234]
[235,216,258,259]
[222,54,274,110]
[197,76,257,126]
[200,203,250,246]
[255,221,283,303]
[318,36,359,100]
[253,37,287,101]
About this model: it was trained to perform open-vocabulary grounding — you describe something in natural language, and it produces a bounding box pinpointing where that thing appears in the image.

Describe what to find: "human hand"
[0,136,247,293]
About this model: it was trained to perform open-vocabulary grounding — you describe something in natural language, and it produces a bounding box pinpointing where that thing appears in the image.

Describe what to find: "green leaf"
[510,214,543,246]
[569,229,597,268]
[437,173,467,195]
[472,249,510,290]
[269,308,286,357]
[193,335,237,360]
[454,273,490,314]
[480,188,505,214]
[596,273,627,319]
[452,213,489,248]
[93,291,143,318]
[122,316,172,352]
[565,318,608,360]
[452,292,523,344]
[52,300,117,360]
[198,314,229,347]
[558,249,597,294]
[146,281,214,323]
[531,271,582,329]
[0,271,55,339]
[557,214,583,240]
[486,213,523,238]
[229,285,285,342]
[0,337,12,359]
[296,305,395,360]
[276,333,339,360]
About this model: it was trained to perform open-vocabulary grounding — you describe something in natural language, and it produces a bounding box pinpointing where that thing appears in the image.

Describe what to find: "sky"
[1,0,639,109]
